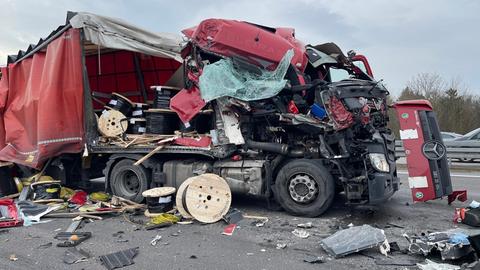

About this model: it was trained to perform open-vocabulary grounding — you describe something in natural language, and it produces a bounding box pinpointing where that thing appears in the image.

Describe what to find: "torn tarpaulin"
[170,86,206,124]
[198,49,294,102]
[99,247,139,270]
[320,225,389,258]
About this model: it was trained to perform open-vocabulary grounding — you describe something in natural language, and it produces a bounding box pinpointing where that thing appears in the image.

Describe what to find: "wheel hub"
[119,170,140,195]
[288,173,318,203]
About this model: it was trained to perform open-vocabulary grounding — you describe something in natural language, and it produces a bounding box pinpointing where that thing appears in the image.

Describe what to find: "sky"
[0,0,479,97]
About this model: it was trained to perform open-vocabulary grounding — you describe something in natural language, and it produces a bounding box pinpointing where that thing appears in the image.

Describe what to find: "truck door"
[393,100,453,202]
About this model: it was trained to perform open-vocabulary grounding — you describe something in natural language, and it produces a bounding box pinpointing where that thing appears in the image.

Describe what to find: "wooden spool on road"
[98,109,128,137]
[176,174,232,223]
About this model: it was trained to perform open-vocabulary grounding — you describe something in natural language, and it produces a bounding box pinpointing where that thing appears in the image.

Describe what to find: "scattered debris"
[417,259,460,270]
[470,201,480,209]
[37,242,53,249]
[297,222,312,229]
[63,247,90,264]
[276,243,287,249]
[303,255,324,264]
[385,222,405,229]
[404,231,474,260]
[320,224,388,258]
[222,224,237,236]
[448,190,468,205]
[150,235,162,246]
[99,247,139,270]
[9,254,18,261]
[55,232,92,247]
[374,258,419,266]
[292,229,310,239]
[145,213,179,230]
[223,208,244,224]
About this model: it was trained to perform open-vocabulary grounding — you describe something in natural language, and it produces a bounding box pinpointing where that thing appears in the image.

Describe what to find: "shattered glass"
[320,225,387,258]
[199,49,294,102]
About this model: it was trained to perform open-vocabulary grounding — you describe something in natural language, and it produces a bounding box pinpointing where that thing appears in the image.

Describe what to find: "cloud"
[0,0,478,95]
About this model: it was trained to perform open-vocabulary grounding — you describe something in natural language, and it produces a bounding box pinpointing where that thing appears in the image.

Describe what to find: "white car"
[441,132,463,141]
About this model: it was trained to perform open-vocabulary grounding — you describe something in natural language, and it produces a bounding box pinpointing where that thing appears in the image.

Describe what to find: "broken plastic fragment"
[292,229,310,238]
[320,224,387,258]
[222,224,237,236]
[150,235,162,246]
[417,259,460,270]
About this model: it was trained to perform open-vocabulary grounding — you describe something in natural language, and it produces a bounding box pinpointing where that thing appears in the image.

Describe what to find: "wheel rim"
[288,173,319,204]
[117,170,141,197]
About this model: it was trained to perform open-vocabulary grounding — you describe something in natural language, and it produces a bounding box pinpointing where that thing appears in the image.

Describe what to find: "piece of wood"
[133,137,176,166]
[184,174,232,224]
[44,210,120,218]
[98,109,128,137]
[0,192,19,200]
[79,214,103,220]
[33,199,64,204]
[0,161,13,168]
[124,137,139,148]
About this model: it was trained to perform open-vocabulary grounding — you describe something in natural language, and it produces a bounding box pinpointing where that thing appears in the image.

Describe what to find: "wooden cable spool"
[108,92,135,116]
[98,109,128,137]
[175,176,197,219]
[176,174,232,223]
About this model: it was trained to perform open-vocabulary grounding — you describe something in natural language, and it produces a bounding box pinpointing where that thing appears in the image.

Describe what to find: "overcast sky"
[1,0,478,96]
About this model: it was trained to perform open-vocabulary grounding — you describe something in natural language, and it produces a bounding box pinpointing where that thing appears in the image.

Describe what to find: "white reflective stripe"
[109,100,118,106]
[38,137,82,145]
[7,143,38,155]
[399,129,419,140]
[138,127,146,133]
[408,176,428,188]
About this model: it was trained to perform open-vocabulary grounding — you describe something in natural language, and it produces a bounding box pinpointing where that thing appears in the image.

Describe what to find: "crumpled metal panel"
[99,247,139,270]
[320,225,387,257]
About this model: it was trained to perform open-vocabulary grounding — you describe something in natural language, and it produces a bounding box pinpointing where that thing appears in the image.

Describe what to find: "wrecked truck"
[0,13,398,217]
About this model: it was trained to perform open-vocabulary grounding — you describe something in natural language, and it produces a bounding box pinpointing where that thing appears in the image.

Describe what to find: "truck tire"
[110,159,149,203]
[274,159,334,217]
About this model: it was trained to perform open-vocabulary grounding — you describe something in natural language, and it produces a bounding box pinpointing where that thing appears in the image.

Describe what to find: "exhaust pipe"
[245,140,304,157]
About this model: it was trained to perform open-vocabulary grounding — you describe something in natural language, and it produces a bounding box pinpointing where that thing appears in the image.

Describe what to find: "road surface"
[1,171,479,270]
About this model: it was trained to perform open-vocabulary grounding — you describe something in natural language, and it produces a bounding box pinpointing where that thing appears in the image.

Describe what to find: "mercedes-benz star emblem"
[422,140,446,160]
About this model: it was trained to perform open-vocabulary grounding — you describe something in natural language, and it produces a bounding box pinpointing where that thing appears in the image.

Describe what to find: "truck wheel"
[110,159,149,203]
[274,159,334,217]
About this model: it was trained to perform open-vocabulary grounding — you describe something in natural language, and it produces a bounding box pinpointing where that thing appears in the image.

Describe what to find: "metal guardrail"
[395,140,480,160]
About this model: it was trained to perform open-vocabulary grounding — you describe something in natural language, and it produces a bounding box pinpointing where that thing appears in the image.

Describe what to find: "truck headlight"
[368,153,389,172]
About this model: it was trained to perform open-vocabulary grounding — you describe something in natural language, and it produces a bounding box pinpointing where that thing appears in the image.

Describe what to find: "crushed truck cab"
[0,13,399,217]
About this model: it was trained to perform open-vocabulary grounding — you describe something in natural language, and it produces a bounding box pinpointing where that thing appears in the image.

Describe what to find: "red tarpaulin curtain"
[0,28,85,169]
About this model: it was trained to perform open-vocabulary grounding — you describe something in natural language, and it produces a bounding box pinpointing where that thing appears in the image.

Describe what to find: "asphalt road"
[1,171,480,270]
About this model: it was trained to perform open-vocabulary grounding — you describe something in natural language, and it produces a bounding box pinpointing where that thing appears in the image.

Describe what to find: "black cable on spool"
[127,118,147,134]
[108,93,134,116]
[131,103,150,118]
[153,89,172,109]
[145,111,179,134]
